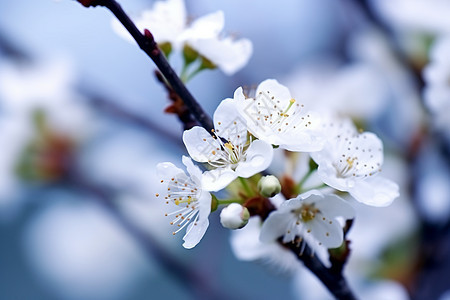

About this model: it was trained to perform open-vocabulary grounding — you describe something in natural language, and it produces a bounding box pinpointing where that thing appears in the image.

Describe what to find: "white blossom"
[111,0,252,75]
[423,36,450,130]
[183,98,273,192]
[156,156,211,249]
[374,0,450,35]
[235,79,324,152]
[284,61,389,121]
[260,190,354,249]
[311,118,399,207]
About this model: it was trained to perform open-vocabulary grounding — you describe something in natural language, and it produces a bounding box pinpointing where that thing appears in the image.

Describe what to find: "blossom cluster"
[156,79,399,250]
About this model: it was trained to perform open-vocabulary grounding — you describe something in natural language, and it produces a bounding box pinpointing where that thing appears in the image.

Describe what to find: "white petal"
[156,162,184,180]
[182,126,221,163]
[316,161,351,191]
[306,218,344,248]
[180,11,224,41]
[236,79,324,150]
[233,86,246,102]
[279,197,305,213]
[113,0,186,47]
[314,195,355,220]
[190,37,253,75]
[182,218,209,249]
[181,155,202,184]
[280,128,325,152]
[197,191,212,221]
[256,79,292,102]
[213,98,248,146]
[201,168,237,192]
[235,140,273,178]
[349,176,399,207]
[259,210,294,243]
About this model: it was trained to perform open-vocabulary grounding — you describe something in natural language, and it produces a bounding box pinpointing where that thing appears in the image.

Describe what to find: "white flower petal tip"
[235,79,325,151]
[312,117,399,207]
[183,99,273,192]
[156,157,211,248]
[260,191,354,249]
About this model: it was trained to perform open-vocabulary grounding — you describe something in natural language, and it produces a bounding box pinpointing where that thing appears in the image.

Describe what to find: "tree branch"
[284,240,357,300]
[73,0,214,132]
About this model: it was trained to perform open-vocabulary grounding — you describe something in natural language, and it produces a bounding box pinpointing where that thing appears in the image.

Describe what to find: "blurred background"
[0,0,449,299]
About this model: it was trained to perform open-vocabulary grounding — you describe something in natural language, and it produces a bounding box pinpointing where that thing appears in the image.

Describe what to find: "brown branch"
[73,0,214,132]
[284,240,357,300]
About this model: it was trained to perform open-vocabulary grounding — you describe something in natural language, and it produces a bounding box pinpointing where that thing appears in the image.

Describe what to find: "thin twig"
[81,88,183,145]
[74,0,214,132]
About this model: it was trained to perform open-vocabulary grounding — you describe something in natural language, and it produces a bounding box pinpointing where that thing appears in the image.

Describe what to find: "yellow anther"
[224,142,234,151]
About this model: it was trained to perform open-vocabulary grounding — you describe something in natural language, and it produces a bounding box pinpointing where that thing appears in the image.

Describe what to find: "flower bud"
[258,175,281,197]
[220,203,250,229]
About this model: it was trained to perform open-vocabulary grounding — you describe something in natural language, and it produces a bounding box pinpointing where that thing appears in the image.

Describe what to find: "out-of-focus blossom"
[260,190,354,249]
[284,61,389,121]
[0,58,88,133]
[0,58,91,218]
[111,0,252,75]
[24,199,146,300]
[235,79,324,152]
[415,145,450,224]
[423,36,450,130]
[183,98,273,191]
[156,156,211,249]
[348,28,424,145]
[311,117,399,207]
[80,130,179,245]
[374,0,450,35]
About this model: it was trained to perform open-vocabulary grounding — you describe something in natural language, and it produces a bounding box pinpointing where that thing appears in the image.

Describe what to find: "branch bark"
[74,0,214,132]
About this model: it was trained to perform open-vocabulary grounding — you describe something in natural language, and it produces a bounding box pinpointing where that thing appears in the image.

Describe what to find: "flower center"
[293,204,319,223]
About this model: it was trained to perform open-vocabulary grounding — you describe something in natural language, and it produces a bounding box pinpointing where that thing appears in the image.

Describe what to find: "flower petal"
[201,168,237,192]
[181,155,202,184]
[235,140,273,178]
[113,0,186,47]
[256,79,292,102]
[182,218,209,249]
[156,162,184,180]
[180,11,224,41]
[213,98,248,147]
[349,176,399,207]
[190,37,253,75]
[305,217,344,248]
[183,126,221,163]
[314,194,355,220]
[197,190,212,221]
[260,210,294,243]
